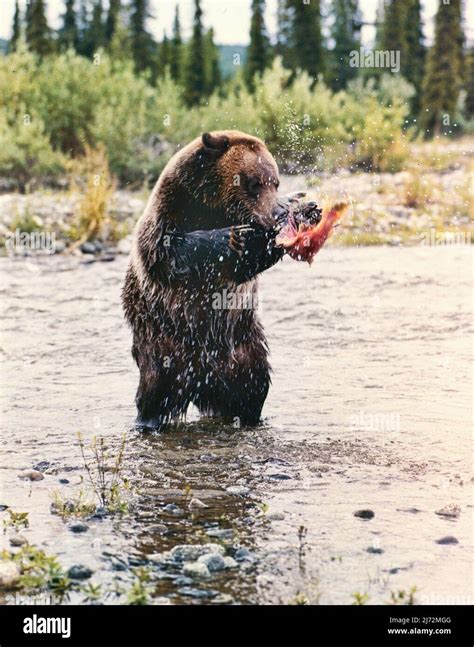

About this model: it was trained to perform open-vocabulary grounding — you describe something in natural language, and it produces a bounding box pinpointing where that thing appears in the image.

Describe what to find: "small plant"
[67,146,117,250]
[50,488,96,519]
[81,582,102,603]
[2,545,71,596]
[77,432,129,514]
[352,591,370,605]
[290,592,310,605]
[404,170,433,208]
[126,568,154,605]
[3,510,29,531]
[389,586,418,605]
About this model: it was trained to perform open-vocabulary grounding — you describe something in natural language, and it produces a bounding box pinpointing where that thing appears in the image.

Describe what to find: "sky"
[1,0,473,46]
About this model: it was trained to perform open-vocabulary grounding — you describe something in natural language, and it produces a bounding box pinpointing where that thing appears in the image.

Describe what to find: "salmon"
[275,202,347,264]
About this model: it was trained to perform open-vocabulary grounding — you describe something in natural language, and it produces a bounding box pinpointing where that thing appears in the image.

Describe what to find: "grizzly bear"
[122,130,286,430]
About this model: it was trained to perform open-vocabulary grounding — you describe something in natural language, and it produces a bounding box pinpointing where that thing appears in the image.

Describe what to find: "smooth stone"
[54,240,66,254]
[367,546,384,554]
[182,562,210,579]
[148,524,168,534]
[80,253,96,264]
[69,522,89,534]
[189,498,208,509]
[268,473,292,480]
[177,587,216,599]
[18,470,44,481]
[226,486,250,496]
[234,548,252,562]
[268,512,285,521]
[33,460,50,472]
[211,593,234,605]
[163,504,182,514]
[436,536,459,545]
[59,479,70,484]
[197,553,227,572]
[223,556,238,569]
[354,509,374,520]
[80,242,96,254]
[205,528,233,540]
[0,505,8,512]
[170,543,225,563]
[67,564,93,580]
[9,535,27,547]
[0,561,21,588]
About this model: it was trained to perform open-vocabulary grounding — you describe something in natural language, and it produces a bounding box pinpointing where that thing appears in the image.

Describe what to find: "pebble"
[268,512,285,521]
[223,556,238,569]
[33,461,50,472]
[211,593,234,604]
[354,509,374,520]
[234,547,252,562]
[197,553,227,572]
[177,587,216,599]
[80,253,96,264]
[367,546,384,554]
[170,543,225,563]
[59,479,70,485]
[148,524,168,534]
[69,522,89,534]
[189,498,208,509]
[226,486,250,496]
[9,535,27,547]
[0,505,8,512]
[80,242,96,254]
[435,504,461,519]
[163,503,182,514]
[18,470,44,481]
[89,506,107,520]
[436,536,459,545]
[206,528,233,540]
[54,240,66,254]
[67,564,93,580]
[268,473,292,480]
[182,562,210,579]
[0,561,21,588]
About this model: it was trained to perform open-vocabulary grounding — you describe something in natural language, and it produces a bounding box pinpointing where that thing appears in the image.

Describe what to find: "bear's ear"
[201,132,230,154]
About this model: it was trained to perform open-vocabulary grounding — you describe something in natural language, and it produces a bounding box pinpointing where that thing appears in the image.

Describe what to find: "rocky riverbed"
[0,244,472,605]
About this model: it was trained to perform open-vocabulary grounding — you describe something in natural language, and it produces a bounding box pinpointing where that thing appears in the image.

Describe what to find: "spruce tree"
[275,0,292,69]
[465,48,474,120]
[183,0,206,105]
[204,27,221,95]
[169,5,182,82]
[130,0,155,73]
[157,32,171,78]
[244,0,271,91]
[59,0,79,51]
[284,0,325,82]
[105,0,121,44]
[88,0,105,54]
[403,0,425,115]
[26,0,53,56]
[329,0,362,91]
[421,0,464,135]
[10,0,21,52]
[381,0,406,54]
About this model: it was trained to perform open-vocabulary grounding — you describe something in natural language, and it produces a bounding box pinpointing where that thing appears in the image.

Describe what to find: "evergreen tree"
[76,0,90,56]
[465,48,474,120]
[204,27,221,95]
[329,0,362,91]
[10,0,21,52]
[88,0,105,54]
[403,0,425,115]
[421,0,464,135]
[26,0,53,56]
[59,0,79,51]
[105,0,121,44]
[275,0,292,68]
[183,0,206,105]
[130,0,155,73]
[109,15,132,63]
[281,0,325,82]
[169,5,182,82]
[157,32,171,77]
[381,0,406,55]
[374,0,385,51]
[244,0,271,91]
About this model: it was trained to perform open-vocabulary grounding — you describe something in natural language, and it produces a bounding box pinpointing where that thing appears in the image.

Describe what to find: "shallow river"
[1,245,472,605]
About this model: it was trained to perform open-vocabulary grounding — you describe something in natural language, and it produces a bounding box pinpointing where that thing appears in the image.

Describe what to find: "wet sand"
[0,245,472,604]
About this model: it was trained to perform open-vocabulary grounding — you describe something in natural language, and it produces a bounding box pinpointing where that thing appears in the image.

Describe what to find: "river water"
[0,245,472,605]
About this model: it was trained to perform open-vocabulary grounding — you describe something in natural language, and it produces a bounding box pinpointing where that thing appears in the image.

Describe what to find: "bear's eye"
[248,178,263,197]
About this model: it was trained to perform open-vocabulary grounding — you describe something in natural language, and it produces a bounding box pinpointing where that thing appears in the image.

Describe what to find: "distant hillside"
[218,44,247,79]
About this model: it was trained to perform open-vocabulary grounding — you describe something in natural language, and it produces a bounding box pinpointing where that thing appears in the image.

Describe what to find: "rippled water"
[1,245,472,605]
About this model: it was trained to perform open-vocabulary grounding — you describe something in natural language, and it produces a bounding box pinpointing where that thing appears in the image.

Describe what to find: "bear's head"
[167,130,280,228]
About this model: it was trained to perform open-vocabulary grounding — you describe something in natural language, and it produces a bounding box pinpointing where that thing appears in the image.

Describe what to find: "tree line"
[8,0,473,134]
